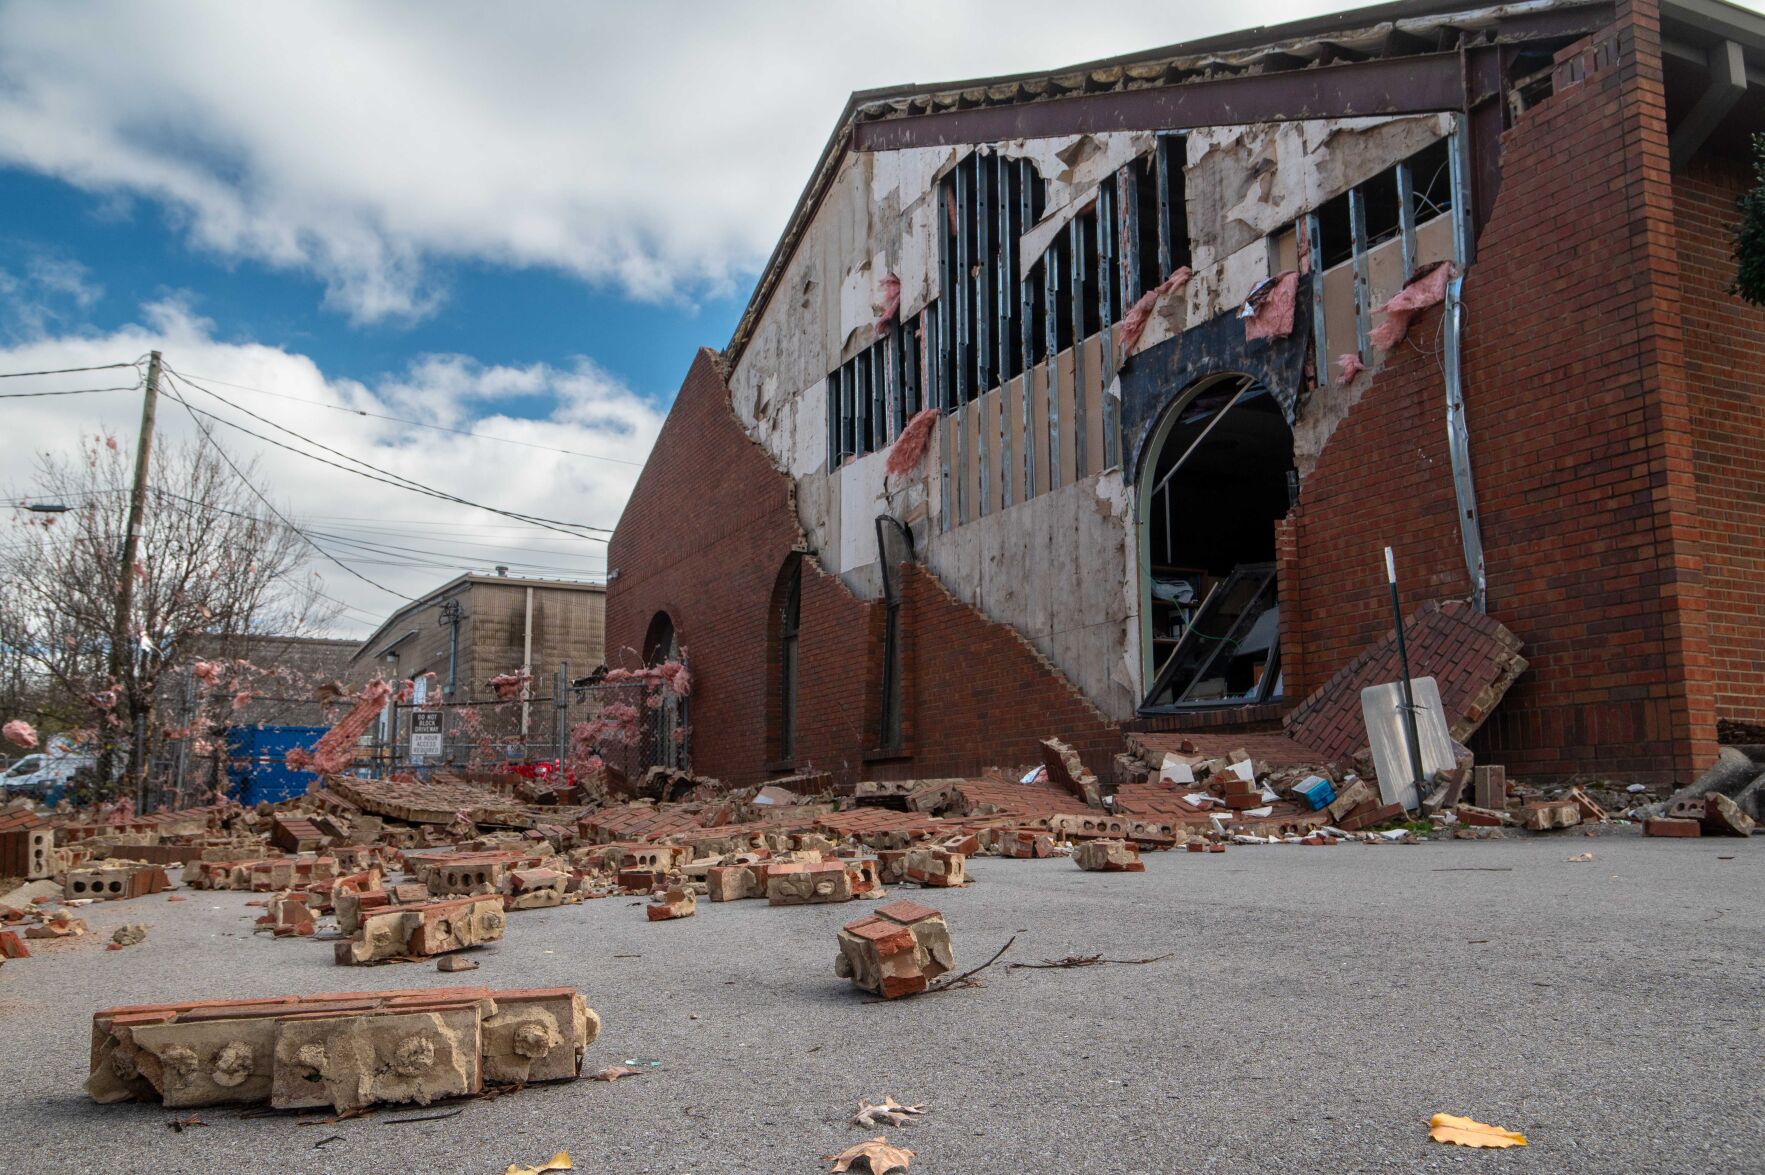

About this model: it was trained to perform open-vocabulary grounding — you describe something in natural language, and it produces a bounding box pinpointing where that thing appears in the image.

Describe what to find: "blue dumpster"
[225,725,326,805]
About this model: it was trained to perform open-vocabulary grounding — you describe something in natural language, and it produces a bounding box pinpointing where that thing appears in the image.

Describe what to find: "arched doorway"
[642,611,688,770]
[1137,372,1295,711]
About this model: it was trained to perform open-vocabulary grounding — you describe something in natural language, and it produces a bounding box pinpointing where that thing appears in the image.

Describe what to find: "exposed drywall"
[1186,114,1453,271]
[727,112,1465,722]
[922,469,1136,719]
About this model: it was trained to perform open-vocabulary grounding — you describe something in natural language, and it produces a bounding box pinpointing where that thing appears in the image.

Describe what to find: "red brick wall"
[607,349,1121,786]
[1284,5,1716,785]
[883,564,1121,782]
[1281,305,1473,707]
[1678,157,1765,730]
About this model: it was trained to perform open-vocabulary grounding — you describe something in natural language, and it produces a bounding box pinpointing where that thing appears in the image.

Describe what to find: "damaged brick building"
[606,0,1765,789]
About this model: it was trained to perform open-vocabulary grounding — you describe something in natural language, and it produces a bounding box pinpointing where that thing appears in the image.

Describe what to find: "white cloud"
[0,250,104,339]
[0,0,1345,323]
[0,297,660,634]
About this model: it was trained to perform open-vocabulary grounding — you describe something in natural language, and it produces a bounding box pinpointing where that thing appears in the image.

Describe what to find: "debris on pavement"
[835,900,953,999]
[1006,951,1174,971]
[850,1096,927,1128]
[504,1151,573,1175]
[1428,1112,1529,1148]
[335,893,505,965]
[110,923,147,947]
[645,887,696,920]
[1073,839,1144,872]
[87,986,599,1113]
[587,1064,644,1082]
[828,1137,914,1174]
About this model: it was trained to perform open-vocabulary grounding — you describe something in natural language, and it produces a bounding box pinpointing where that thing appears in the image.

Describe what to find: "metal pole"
[555,661,568,768]
[1386,547,1427,810]
[113,350,160,805]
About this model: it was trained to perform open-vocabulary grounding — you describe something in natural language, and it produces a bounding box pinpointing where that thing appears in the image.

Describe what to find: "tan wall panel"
[1082,334,1106,476]
[1055,347,1078,490]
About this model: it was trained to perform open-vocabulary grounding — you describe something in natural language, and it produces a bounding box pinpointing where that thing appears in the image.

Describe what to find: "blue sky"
[1,169,743,406]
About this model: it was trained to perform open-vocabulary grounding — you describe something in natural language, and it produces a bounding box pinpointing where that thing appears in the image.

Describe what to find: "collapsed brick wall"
[1283,601,1526,762]
[606,349,1121,786]
[885,564,1122,782]
[1284,4,1716,785]
[605,349,857,784]
[1677,157,1765,731]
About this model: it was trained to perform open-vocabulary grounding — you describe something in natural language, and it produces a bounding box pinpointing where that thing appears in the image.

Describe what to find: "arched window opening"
[643,612,687,770]
[1140,374,1295,711]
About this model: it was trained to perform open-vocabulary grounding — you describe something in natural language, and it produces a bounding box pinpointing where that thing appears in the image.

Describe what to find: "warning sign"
[410,710,443,758]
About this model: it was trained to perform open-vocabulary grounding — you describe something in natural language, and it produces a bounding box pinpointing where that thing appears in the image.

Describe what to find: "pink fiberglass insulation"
[1369,261,1453,351]
[3,719,37,749]
[885,408,940,477]
[1117,267,1193,358]
[1243,271,1299,342]
[191,660,224,686]
[1337,353,1367,382]
[657,660,692,697]
[601,663,691,697]
[231,691,254,711]
[874,273,901,340]
[285,677,400,775]
[487,667,531,700]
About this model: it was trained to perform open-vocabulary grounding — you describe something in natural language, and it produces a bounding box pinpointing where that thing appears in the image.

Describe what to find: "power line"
[164,368,612,541]
[173,368,645,468]
[0,361,140,379]
[303,530,605,578]
[161,379,414,602]
[0,383,141,398]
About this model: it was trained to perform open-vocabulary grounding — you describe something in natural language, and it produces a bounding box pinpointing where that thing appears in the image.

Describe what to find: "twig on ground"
[1007,951,1174,971]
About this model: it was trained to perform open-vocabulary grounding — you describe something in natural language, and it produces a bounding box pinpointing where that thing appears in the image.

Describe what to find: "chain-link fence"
[567,678,689,783]
[100,660,693,810]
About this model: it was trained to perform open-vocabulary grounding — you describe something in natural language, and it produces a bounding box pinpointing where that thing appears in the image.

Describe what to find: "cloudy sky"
[7,1,1746,635]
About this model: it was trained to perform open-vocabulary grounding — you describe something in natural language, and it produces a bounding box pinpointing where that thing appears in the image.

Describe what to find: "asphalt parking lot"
[2,830,1759,1174]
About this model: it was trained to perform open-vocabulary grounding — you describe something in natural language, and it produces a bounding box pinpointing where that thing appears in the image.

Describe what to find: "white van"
[3,750,94,802]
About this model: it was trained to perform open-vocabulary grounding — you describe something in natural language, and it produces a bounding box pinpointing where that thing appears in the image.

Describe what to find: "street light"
[23,503,72,513]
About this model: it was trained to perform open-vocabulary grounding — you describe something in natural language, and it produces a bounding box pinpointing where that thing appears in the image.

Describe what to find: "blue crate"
[1294,775,1336,811]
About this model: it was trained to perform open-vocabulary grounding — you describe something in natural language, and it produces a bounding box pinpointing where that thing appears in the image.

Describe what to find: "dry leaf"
[504,1152,573,1175]
[588,1064,644,1082]
[1429,1113,1528,1148]
[828,1136,914,1173]
[850,1096,927,1128]
[1567,852,1593,862]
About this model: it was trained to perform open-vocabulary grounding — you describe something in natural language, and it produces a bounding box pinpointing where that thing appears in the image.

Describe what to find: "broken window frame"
[1143,562,1282,710]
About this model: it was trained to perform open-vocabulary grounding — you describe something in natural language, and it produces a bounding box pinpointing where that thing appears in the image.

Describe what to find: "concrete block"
[1701,792,1755,838]
[87,986,597,1113]
[336,894,504,965]
[1073,839,1144,872]
[903,848,966,887]
[766,861,852,905]
[834,899,954,999]
[705,865,758,901]
[645,888,696,920]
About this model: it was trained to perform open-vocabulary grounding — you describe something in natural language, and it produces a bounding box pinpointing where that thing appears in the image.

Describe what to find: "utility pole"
[110,350,160,809]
